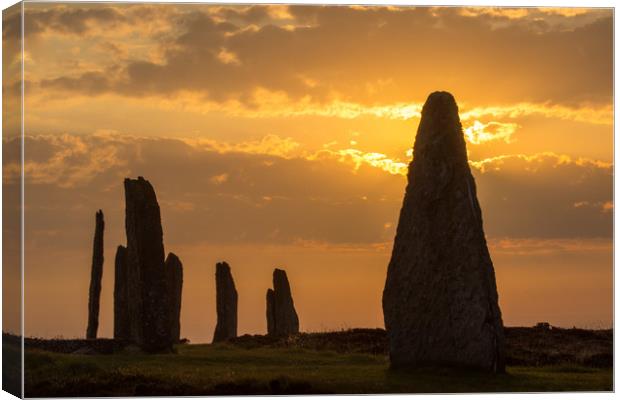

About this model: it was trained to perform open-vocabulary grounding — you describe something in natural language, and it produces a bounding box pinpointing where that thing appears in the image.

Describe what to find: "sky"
[2,4,613,342]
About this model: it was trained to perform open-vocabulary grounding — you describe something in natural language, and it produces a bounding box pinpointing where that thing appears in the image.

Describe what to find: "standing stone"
[382,91,505,372]
[113,245,130,340]
[266,268,299,336]
[212,262,238,342]
[266,289,275,335]
[124,176,172,352]
[165,253,183,343]
[86,210,104,339]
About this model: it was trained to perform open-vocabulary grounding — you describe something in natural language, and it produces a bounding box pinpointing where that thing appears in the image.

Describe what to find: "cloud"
[8,134,611,253]
[470,152,612,238]
[488,237,612,256]
[311,148,408,176]
[22,5,612,109]
[8,4,180,39]
[460,102,612,125]
[573,200,613,213]
[458,7,608,23]
[40,71,112,95]
[210,173,229,184]
[469,152,611,173]
[185,134,302,158]
[464,120,518,145]
[4,134,128,188]
[9,5,127,38]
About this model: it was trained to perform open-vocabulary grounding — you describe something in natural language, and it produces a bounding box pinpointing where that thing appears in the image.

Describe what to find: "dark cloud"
[23,5,612,107]
[216,5,275,25]
[473,154,613,238]
[4,5,126,38]
[40,71,111,95]
[5,134,611,263]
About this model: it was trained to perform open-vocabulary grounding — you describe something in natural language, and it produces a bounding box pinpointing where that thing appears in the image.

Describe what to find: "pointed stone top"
[124,177,159,204]
[124,176,150,185]
[413,91,467,167]
[216,261,231,271]
[166,252,181,265]
[273,268,292,294]
[423,91,457,113]
[273,268,290,286]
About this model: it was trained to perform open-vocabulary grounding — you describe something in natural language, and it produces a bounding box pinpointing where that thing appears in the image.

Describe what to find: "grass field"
[10,339,612,396]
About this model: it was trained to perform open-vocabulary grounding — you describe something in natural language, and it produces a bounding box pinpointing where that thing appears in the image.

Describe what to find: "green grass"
[22,342,612,396]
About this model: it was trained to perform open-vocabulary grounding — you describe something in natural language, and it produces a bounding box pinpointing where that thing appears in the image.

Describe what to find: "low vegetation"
[3,326,612,396]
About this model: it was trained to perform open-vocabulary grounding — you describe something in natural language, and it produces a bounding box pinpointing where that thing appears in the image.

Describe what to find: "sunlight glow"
[310,148,409,176]
[463,120,518,144]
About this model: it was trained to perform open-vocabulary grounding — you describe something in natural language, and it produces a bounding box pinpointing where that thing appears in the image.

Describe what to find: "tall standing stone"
[124,176,172,352]
[266,268,299,336]
[114,245,130,340]
[212,262,238,342]
[382,92,505,372]
[86,210,104,339]
[165,252,183,343]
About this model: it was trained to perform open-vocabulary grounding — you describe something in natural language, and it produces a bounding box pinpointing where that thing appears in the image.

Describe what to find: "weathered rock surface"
[266,268,299,336]
[124,176,172,352]
[213,262,238,342]
[113,245,130,340]
[382,91,505,372]
[86,210,104,339]
[165,253,184,343]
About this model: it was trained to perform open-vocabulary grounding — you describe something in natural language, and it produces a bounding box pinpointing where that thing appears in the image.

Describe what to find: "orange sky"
[2,4,613,341]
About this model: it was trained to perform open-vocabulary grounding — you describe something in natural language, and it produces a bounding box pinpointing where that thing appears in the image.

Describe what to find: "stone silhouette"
[266,268,299,336]
[86,210,104,339]
[113,245,130,340]
[124,176,172,352]
[165,253,184,343]
[382,91,505,372]
[213,262,238,342]
[266,289,275,335]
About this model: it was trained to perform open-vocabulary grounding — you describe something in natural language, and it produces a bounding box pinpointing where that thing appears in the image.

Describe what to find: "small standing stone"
[212,262,238,342]
[86,210,104,339]
[266,268,299,336]
[165,252,183,343]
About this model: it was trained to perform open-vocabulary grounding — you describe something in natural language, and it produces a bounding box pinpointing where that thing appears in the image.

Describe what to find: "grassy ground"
[18,341,612,396]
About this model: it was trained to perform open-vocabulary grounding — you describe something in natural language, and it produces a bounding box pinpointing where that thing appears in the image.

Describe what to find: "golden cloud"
[458,7,596,20]
[310,148,408,176]
[10,133,612,206]
[137,89,611,127]
[488,237,612,256]
[184,133,302,158]
[5,134,128,188]
[463,120,518,145]
[460,102,612,125]
[469,152,612,174]
[573,200,613,214]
